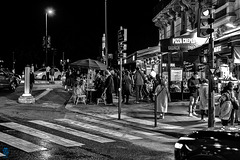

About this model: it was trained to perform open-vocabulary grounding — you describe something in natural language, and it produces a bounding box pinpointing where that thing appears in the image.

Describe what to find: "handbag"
[219,101,233,120]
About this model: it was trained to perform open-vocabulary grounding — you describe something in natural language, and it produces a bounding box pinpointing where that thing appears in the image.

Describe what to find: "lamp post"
[45,8,54,66]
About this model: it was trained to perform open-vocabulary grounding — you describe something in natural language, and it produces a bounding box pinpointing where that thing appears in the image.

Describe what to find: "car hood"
[204,126,240,133]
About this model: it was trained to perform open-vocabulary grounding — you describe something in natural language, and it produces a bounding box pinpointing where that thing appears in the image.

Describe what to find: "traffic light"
[118,27,127,58]
[199,48,208,64]
[197,7,214,37]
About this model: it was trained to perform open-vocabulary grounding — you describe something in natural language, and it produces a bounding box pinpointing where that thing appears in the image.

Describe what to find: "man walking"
[188,72,201,116]
[134,67,144,103]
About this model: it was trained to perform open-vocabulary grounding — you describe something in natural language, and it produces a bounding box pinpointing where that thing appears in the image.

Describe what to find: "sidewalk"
[65,95,222,137]
[0,83,222,137]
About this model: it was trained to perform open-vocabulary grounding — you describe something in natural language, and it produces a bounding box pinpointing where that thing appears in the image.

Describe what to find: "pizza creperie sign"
[172,38,196,44]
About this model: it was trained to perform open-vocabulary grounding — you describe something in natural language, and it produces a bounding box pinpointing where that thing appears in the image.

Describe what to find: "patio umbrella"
[70,58,107,70]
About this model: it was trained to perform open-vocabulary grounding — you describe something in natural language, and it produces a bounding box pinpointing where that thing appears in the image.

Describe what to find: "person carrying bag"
[219,82,239,126]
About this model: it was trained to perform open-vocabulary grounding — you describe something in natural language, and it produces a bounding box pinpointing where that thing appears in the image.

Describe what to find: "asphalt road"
[0,83,176,160]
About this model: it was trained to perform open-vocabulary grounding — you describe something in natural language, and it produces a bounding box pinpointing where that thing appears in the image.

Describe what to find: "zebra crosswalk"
[0,114,178,157]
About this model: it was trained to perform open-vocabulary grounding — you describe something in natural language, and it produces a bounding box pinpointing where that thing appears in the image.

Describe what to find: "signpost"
[118,26,127,120]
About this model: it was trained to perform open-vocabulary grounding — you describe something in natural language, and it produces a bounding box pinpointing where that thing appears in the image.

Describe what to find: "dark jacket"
[123,75,132,94]
[105,75,114,93]
[30,72,35,84]
[188,76,200,97]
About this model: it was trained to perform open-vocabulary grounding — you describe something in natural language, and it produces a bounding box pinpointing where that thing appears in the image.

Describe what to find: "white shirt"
[150,70,156,78]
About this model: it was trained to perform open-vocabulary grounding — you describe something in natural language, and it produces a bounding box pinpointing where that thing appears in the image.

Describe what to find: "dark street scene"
[0,0,240,159]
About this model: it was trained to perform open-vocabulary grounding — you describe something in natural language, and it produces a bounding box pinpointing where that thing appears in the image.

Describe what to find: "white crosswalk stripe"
[29,120,115,143]
[0,114,178,154]
[0,132,47,152]
[75,115,158,136]
[0,122,84,147]
[56,118,143,140]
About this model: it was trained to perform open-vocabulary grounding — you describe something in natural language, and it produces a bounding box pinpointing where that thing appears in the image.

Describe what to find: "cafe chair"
[97,91,106,105]
[75,94,87,105]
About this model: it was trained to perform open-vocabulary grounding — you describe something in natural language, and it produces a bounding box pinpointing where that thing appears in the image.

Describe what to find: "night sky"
[1,0,160,73]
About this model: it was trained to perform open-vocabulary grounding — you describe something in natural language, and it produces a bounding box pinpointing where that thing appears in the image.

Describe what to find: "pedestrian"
[218,82,239,126]
[134,67,144,103]
[235,82,240,123]
[50,66,55,83]
[30,68,35,93]
[187,72,201,117]
[199,79,208,121]
[154,79,171,119]
[46,66,50,81]
[122,70,132,104]
[104,70,114,105]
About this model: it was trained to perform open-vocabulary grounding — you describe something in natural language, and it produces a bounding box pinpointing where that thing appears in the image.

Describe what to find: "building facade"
[151,0,240,100]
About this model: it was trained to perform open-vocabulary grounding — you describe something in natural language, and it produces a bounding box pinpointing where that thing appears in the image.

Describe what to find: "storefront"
[160,32,207,100]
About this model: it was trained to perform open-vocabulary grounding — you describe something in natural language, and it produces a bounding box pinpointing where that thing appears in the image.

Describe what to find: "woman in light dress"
[199,79,208,121]
[154,79,171,119]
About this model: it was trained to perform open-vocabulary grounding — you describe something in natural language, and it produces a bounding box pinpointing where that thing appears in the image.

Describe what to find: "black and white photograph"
[0,0,240,159]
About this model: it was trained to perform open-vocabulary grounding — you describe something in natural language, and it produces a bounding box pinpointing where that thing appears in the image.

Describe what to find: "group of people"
[188,71,240,126]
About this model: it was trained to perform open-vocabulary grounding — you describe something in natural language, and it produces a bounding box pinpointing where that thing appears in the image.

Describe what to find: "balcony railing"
[153,0,172,18]
[215,8,227,20]
[215,0,235,9]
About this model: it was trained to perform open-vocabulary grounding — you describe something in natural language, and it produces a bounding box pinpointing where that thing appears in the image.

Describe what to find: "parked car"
[174,126,240,160]
[0,69,19,91]
[34,68,62,80]
[0,68,21,85]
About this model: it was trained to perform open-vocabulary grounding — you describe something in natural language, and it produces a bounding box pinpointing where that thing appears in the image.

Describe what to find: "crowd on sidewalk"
[59,65,240,127]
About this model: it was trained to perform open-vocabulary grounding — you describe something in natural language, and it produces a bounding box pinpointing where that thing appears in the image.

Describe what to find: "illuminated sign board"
[172,38,196,44]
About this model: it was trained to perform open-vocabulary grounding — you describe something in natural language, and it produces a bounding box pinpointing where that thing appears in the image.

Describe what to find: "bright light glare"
[202,9,210,16]
[225,23,236,28]
[46,8,55,15]
[175,143,183,149]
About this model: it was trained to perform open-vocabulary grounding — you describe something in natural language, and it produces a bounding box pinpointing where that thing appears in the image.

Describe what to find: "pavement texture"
[0,81,223,138]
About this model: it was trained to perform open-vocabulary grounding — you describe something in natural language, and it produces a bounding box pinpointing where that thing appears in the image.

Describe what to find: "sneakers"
[193,112,198,116]
[189,112,197,117]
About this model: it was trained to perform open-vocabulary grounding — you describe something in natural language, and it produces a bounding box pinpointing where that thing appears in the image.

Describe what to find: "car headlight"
[175,142,183,149]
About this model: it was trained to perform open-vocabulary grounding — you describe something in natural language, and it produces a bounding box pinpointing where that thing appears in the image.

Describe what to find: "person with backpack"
[218,82,239,126]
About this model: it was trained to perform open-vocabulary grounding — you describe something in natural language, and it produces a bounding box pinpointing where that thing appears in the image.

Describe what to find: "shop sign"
[172,38,196,45]
[168,46,180,50]
[183,61,193,71]
[171,68,183,81]
[214,46,222,53]
[160,35,199,52]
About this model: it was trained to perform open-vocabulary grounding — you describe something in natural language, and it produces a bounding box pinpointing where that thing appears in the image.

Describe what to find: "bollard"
[154,95,157,127]
[18,66,35,103]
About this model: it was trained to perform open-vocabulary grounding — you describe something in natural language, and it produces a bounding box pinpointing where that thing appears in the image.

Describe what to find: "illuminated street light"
[45,7,55,66]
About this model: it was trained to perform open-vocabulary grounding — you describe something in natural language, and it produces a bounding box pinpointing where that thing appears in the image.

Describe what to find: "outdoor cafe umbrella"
[70,58,107,70]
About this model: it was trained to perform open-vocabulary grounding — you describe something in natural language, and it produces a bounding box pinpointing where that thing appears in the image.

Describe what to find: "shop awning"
[233,46,240,64]
[137,46,161,60]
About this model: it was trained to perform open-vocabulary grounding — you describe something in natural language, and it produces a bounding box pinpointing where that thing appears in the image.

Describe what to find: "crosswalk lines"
[0,122,84,147]
[0,114,179,155]
[0,132,47,152]
[29,120,115,143]
[56,118,142,140]
[75,114,158,136]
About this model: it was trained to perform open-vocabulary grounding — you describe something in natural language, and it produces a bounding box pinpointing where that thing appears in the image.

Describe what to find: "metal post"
[208,8,215,128]
[154,94,157,127]
[105,0,108,68]
[118,57,122,120]
[45,13,48,66]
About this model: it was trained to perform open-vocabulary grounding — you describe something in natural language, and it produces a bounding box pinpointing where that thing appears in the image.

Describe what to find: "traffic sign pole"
[208,7,215,128]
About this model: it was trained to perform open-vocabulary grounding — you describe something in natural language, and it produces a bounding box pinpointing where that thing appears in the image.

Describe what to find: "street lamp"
[45,7,54,66]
